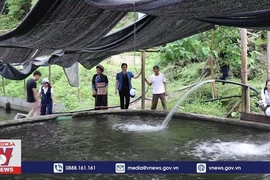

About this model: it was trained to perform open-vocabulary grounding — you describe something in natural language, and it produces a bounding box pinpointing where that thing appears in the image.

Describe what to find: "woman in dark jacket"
[38,78,56,115]
[92,64,109,110]
[115,63,141,109]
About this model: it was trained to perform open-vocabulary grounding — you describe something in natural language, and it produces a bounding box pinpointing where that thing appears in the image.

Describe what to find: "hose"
[199,79,260,103]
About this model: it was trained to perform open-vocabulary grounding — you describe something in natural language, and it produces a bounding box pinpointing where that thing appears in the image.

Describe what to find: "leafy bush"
[6,0,31,20]
[159,27,266,81]
[178,63,203,85]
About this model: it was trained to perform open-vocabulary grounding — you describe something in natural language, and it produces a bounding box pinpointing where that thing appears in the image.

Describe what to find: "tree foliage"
[0,0,32,30]
[160,26,266,79]
[6,0,31,20]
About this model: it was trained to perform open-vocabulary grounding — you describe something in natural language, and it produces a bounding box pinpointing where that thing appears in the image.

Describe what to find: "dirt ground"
[129,98,151,110]
[107,54,141,66]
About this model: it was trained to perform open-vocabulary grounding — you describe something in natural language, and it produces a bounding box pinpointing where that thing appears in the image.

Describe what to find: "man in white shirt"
[145,65,167,110]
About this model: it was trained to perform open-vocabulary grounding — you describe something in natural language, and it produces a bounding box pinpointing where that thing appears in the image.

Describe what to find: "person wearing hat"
[115,63,141,109]
[92,64,109,110]
[37,78,56,115]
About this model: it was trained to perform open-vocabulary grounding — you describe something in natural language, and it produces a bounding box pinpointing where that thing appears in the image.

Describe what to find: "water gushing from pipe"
[161,79,215,127]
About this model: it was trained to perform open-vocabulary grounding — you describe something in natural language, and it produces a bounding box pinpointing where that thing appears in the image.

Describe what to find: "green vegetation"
[0,1,267,118]
[157,27,266,117]
[111,12,138,33]
[0,0,32,30]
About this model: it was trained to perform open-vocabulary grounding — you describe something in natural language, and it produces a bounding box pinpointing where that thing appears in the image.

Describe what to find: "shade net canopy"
[63,62,79,87]
[0,0,270,82]
[85,0,270,18]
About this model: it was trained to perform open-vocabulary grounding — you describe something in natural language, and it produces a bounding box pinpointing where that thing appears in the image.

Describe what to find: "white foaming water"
[189,140,270,160]
[113,123,165,132]
[162,80,215,127]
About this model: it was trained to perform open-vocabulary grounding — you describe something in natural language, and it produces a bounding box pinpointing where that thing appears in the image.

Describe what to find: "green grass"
[0,53,266,117]
[0,55,157,111]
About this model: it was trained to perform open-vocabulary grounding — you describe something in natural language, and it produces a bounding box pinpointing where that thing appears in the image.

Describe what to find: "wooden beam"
[240,28,250,113]
[2,76,6,96]
[241,112,270,124]
[137,48,160,53]
[141,51,146,109]
[267,31,270,79]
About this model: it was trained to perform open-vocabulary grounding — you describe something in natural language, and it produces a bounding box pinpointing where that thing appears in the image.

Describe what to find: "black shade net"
[85,0,270,18]
[0,0,126,50]
[0,62,38,80]
[0,0,270,81]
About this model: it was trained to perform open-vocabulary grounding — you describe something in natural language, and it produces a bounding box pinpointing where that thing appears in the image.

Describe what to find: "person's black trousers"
[119,88,130,109]
[40,102,53,115]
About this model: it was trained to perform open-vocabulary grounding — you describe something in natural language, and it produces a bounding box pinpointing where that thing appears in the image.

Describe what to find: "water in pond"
[0,108,23,121]
[1,114,270,180]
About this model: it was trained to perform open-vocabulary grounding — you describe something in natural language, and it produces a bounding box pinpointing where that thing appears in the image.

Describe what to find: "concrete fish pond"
[1,110,270,180]
[0,108,24,121]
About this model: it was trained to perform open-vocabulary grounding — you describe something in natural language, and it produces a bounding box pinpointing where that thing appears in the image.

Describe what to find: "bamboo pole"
[210,30,217,98]
[240,28,250,113]
[2,76,6,96]
[141,51,146,109]
[267,31,270,80]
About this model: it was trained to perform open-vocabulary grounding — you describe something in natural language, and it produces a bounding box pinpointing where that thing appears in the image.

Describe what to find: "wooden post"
[23,79,26,96]
[240,28,250,113]
[267,31,270,79]
[210,30,217,98]
[141,51,146,109]
[77,65,82,103]
[246,87,250,113]
[2,76,6,96]
[49,65,52,83]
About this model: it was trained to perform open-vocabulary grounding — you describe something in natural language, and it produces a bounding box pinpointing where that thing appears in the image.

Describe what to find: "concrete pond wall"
[1,109,270,131]
[0,96,65,113]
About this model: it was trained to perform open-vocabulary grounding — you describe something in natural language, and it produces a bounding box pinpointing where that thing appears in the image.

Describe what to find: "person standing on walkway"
[115,63,141,109]
[257,79,270,115]
[92,65,109,110]
[26,71,41,118]
[145,65,168,110]
[38,78,56,115]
